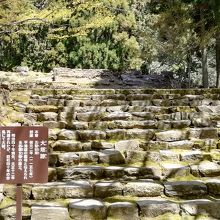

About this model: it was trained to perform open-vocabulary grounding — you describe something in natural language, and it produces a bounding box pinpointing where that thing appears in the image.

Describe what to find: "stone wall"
[0,88,220,220]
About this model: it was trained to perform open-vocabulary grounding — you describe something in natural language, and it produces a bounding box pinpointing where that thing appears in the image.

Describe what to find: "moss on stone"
[26,105,58,113]
[10,90,31,103]
[167,174,200,182]
[0,197,15,209]
[104,195,138,204]
[141,213,182,220]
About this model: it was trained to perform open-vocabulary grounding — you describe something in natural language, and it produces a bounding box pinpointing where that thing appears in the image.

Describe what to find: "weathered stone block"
[137,199,180,218]
[167,140,194,150]
[59,111,76,122]
[172,120,191,129]
[78,130,106,140]
[58,129,78,140]
[31,205,69,220]
[106,129,126,140]
[78,151,99,163]
[94,182,123,197]
[104,166,124,179]
[180,150,203,162]
[0,205,30,220]
[68,121,88,130]
[206,179,220,196]
[108,120,157,129]
[164,181,207,197]
[69,199,106,220]
[191,112,212,127]
[131,112,155,120]
[180,199,220,219]
[52,140,82,151]
[103,112,132,121]
[48,167,57,182]
[43,121,66,129]
[159,150,180,161]
[57,166,104,180]
[26,105,58,113]
[127,94,152,101]
[99,149,125,165]
[3,184,32,200]
[107,202,139,220]
[32,181,93,199]
[115,140,139,152]
[189,128,218,139]
[125,129,155,140]
[157,120,172,130]
[38,112,58,121]
[124,180,164,197]
[76,112,103,121]
[125,150,147,164]
[161,163,190,178]
[64,100,80,106]
[198,161,220,177]
[101,99,127,106]
[91,141,114,150]
[141,141,168,151]
[156,130,188,142]
[89,121,109,130]
[197,105,220,113]
[57,152,79,165]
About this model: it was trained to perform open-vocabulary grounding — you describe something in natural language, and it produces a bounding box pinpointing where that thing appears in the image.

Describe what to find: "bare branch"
[0,18,48,27]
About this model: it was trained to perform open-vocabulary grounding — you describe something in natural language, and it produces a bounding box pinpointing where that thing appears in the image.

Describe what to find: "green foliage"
[0,0,219,88]
[0,0,141,72]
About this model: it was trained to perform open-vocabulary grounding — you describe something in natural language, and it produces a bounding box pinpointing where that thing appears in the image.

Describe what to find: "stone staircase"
[1,88,220,220]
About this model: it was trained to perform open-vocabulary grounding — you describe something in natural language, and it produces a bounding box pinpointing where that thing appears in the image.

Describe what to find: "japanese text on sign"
[0,127,48,184]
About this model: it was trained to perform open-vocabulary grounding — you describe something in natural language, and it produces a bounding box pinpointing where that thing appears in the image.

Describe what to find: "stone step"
[50,147,220,171]
[50,139,220,154]
[50,128,219,142]
[56,165,162,181]
[53,159,220,181]
[3,179,220,203]
[31,88,220,97]
[1,197,220,220]
[42,117,218,131]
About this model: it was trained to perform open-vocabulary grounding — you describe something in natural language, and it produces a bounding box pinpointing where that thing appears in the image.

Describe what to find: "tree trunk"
[216,34,220,88]
[200,8,209,88]
[213,0,220,87]
[202,46,208,88]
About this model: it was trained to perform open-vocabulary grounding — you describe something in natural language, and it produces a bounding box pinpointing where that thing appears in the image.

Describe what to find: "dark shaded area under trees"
[0,0,220,88]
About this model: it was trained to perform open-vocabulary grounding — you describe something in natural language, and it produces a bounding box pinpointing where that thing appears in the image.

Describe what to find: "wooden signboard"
[0,126,48,220]
[0,126,48,184]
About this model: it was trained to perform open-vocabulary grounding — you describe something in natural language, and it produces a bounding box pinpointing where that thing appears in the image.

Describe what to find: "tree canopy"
[0,0,219,87]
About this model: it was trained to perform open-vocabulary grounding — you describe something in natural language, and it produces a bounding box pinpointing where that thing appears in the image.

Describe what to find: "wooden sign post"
[0,126,48,220]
